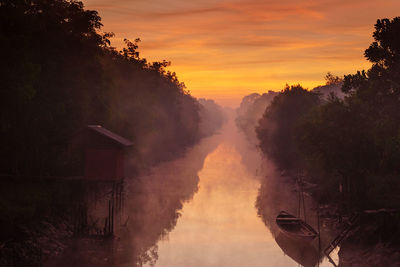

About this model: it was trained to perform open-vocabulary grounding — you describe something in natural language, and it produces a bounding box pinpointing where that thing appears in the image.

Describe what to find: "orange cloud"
[84,0,400,107]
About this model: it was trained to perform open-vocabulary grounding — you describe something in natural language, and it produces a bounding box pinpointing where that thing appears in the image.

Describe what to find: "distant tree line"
[240,17,400,213]
[235,91,278,145]
[0,0,224,178]
[197,98,227,137]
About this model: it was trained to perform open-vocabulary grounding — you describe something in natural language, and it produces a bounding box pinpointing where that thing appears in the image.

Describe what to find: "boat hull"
[276,211,318,242]
[275,233,319,267]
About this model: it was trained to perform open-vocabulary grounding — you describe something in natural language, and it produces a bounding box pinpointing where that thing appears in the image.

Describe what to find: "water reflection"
[150,118,295,267]
[255,174,325,267]
[247,139,337,266]
[46,126,221,267]
[48,116,339,267]
[121,130,222,266]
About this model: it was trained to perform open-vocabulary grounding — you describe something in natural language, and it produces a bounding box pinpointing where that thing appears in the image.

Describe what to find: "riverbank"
[337,210,400,266]
[0,215,73,266]
[235,86,400,266]
[339,242,400,266]
[43,124,224,266]
[0,177,91,266]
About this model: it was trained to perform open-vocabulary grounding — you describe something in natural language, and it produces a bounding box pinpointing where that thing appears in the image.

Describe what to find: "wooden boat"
[276,211,318,241]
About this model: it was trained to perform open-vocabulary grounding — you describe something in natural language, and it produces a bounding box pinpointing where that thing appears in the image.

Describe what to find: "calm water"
[138,117,337,267]
[151,135,294,266]
[48,116,338,266]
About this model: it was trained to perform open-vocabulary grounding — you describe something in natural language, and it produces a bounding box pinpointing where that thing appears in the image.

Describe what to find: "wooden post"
[104,217,108,236]
[317,207,321,267]
[111,183,115,235]
[108,199,111,236]
[302,188,307,222]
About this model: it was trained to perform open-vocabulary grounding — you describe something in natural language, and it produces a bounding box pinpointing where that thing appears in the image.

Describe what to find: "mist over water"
[135,113,336,267]
[48,112,337,267]
[150,118,290,267]
[4,2,400,265]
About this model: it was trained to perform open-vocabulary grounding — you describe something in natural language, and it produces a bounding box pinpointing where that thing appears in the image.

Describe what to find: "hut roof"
[87,125,133,147]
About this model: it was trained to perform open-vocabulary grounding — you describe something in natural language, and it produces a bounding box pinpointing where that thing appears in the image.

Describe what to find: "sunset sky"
[84,0,400,107]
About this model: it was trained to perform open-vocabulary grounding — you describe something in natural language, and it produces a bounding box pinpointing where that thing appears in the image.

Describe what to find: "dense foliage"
[256,85,320,170]
[0,0,221,178]
[0,1,225,263]
[252,17,400,212]
[297,18,400,210]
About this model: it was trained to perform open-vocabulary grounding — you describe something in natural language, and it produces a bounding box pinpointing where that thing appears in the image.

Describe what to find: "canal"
[134,116,337,267]
[48,115,338,266]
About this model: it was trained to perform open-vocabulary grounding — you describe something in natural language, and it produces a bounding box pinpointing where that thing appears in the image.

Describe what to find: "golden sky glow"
[84,0,400,107]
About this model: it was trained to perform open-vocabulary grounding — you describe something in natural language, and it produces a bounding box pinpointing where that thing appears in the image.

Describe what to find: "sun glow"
[85,0,399,106]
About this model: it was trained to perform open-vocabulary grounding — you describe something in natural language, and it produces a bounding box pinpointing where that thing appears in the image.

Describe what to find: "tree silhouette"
[256,85,319,170]
[0,0,219,176]
[297,17,400,210]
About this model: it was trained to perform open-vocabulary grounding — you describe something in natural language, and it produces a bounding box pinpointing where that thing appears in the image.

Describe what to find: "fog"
[47,109,340,266]
[46,114,223,266]
[3,2,400,266]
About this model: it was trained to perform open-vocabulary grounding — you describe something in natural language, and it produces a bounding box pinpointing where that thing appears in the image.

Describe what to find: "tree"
[256,85,319,170]
[343,17,400,97]
[236,91,278,145]
[0,0,110,176]
[0,0,215,177]
[325,72,343,85]
[297,17,400,209]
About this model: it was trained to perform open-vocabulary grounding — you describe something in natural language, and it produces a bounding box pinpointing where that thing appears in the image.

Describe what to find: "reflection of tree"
[255,171,336,267]
[120,133,222,266]
[234,88,339,267]
[255,171,300,237]
[46,133,220,266]
[123,172,200,266]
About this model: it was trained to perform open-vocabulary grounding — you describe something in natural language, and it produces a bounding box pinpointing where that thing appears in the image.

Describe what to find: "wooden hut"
[84,125,133,181]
